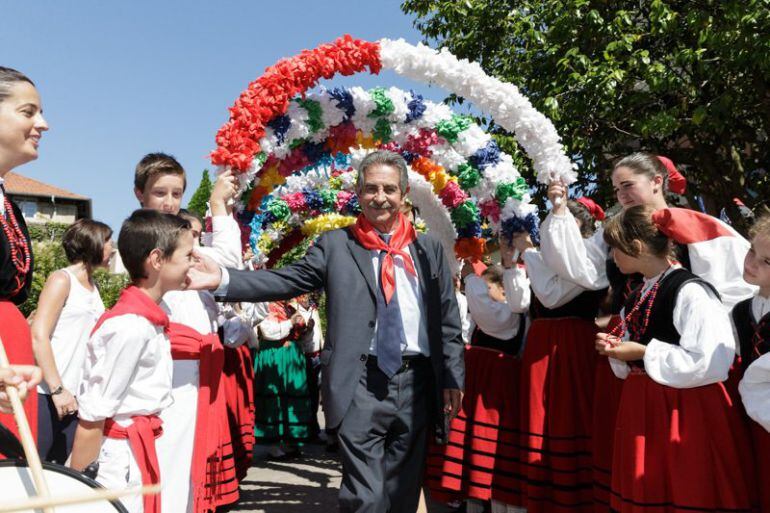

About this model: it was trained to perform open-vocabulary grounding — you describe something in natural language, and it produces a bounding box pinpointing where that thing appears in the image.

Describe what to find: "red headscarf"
[657,156,687,195]
[575,197,606,221]
[349,212,417,303]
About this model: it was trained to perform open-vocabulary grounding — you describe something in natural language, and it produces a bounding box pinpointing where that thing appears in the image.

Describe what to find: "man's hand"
[186,248,224,291]
[443,388,463,421]
[0,365,42,413]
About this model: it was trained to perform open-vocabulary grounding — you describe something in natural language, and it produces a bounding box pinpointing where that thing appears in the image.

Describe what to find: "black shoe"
[325,441,339,453]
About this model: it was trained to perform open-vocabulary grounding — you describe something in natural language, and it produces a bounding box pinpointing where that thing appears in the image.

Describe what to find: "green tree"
[402,0,770,223]
[187,169,213,218]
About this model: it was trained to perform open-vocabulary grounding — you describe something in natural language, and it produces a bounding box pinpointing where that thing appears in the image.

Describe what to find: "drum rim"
[0,459,129,513]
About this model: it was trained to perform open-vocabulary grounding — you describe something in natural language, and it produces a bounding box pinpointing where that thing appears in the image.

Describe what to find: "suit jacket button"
[368,320,375,328]
[360,354,367,362]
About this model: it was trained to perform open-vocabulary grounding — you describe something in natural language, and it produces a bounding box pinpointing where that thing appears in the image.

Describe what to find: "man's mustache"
[368,200,392,210]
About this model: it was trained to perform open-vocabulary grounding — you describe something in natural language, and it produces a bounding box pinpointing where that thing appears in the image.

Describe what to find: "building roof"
[3,171,89,200]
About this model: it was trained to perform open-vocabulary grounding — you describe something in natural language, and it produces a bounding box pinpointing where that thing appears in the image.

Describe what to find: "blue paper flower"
[469,140,501,171]
[457,220,483,238]
[303,141,328,164]
[501,213,541,245]
[329,87,355,120]
[267,115,291,145]
[303,189,325,211]
[406,91,426,123]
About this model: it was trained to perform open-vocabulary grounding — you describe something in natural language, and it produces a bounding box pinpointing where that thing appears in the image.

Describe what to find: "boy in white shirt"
[70,209,195,513]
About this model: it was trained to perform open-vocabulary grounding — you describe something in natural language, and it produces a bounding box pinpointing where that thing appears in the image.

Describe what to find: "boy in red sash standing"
[70,210,195,513]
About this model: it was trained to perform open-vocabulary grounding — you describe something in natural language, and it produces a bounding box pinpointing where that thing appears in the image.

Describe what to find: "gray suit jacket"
[220,227,465,435]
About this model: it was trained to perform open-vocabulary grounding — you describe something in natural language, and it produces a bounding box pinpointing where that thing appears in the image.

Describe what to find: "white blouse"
[539,209,755,308]
[738,294,770,431]
[609,269,736,388]
[198,215,244,269]
[78,314,173,426]
[521,247,587,308]
[464,270,530,340]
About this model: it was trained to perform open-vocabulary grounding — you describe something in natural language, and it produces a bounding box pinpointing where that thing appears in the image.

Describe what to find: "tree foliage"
[402,0,770,221]
[187,169,213,219]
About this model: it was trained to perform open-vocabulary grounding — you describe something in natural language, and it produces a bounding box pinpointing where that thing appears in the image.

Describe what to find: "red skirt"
[520,317,597,513]
[750,421,770,513]
[611,372,757,513]
[0,301,36,450]
[223,344,255,482]
[592,315,625,513]
[426,346,523,506]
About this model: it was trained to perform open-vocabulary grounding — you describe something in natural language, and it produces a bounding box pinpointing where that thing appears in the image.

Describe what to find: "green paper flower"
[450,200,480,228]
[296,98,324,133]
[456,163,482,190]
[320,189,338,211]
[373,118,392,142]
[495,177,529,204]
[436,114,473,143]
[267,199,291,221]
[368,87,395,118]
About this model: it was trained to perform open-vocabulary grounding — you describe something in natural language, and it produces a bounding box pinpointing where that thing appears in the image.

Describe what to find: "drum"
[0,459,128,512]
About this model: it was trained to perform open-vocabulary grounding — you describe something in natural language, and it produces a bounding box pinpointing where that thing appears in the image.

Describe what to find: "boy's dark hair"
[118,209,191,281]
[62,219,113,271]
[177,208,203,227]
[134,152,187,192]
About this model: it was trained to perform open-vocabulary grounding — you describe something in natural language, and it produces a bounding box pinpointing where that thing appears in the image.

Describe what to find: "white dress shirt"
[78,314,173,426]
[368,245,429,356]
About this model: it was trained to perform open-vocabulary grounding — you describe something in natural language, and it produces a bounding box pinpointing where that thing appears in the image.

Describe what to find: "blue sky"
[2,1,455,232]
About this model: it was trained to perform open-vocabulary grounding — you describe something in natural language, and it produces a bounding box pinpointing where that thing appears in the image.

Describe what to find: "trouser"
[305,353,321,437]
[338,356,430,513]
[36,393,77,464]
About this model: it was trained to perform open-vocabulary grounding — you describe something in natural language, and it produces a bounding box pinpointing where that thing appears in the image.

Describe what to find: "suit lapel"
[410,236,432,298]
[346,237,378,299]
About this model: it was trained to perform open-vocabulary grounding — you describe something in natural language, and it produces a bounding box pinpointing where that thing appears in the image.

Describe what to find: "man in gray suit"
[191,150,464,512]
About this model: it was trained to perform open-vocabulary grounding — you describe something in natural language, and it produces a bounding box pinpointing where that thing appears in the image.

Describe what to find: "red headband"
[575,197,606,221]
[656,156,686,195]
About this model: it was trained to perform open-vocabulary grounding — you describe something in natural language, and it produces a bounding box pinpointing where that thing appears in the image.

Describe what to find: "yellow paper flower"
[301,213,357,237]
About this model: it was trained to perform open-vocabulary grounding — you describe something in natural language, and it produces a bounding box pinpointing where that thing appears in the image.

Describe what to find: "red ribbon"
[103,415,163,513]
[575,197,606,221]
[91,286,169,336]
[349,213,417,304]
[657,156,687,195]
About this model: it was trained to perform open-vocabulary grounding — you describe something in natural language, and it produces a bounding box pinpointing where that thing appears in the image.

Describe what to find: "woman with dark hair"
[31,219,112,463]
[0,66,49,443]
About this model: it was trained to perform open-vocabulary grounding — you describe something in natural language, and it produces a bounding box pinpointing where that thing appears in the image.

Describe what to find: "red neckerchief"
[349,213,417,304]
[91,285,169,335]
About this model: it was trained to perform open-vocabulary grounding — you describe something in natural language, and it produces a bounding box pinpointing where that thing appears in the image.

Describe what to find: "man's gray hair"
[356,150,409,194]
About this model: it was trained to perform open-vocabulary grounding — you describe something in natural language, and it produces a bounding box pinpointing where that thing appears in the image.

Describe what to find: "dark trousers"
[338,357,429,513]
[37,393,77,464]
[305,353,321,438]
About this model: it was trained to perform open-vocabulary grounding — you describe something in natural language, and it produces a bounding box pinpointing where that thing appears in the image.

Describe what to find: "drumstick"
[0,483,161,512]
[0,335,54,513]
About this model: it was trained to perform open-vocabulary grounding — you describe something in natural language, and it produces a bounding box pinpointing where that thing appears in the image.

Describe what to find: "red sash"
[167,322,234,511]
[103,415,163,513]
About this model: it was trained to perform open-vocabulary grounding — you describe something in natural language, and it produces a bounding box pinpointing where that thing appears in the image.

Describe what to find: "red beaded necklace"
[1,196,32,296]
[608,266,672,345]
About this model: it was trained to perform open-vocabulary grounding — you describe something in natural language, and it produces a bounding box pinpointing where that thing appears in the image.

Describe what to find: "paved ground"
[231,441,453,512]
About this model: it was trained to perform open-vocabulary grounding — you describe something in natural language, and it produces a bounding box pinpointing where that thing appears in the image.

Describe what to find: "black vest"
[529,287,606,321]
[605,243,690,316]
[623,268,718,368]
[0,200,33,305]
[470,322,525,356]
[732,298,770,372]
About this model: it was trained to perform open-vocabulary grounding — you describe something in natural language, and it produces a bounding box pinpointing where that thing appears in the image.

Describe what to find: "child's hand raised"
[210,169,239,215]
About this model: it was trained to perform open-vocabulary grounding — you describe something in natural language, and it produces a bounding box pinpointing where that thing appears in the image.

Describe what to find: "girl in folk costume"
[31,219,112,463]
[427,246,530,513]
[510,200,606,513]
[540,153,756,512]
[0,67,48,443]
[133,155,244,513]
[70,210,195,513]
[254,298,316,458]
[737,214,770,513]
[596,205,756,513]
